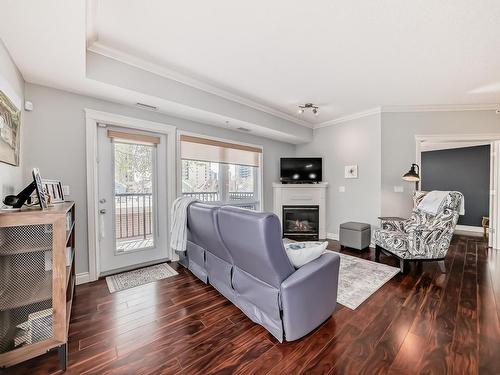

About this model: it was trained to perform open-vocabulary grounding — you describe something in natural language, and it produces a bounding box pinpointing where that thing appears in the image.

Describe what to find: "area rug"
[105,263,178,293]
[327,251,399,309]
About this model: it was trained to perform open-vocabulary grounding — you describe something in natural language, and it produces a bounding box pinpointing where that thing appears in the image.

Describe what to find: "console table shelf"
[0,202,75,370]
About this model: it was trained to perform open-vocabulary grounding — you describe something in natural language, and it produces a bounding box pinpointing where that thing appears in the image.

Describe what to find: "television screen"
[280,158,322,183]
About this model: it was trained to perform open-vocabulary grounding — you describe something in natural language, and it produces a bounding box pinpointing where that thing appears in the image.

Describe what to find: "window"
[180,134,262,210]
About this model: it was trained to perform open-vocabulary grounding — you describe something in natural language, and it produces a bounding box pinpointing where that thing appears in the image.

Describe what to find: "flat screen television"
[280,158,322,184]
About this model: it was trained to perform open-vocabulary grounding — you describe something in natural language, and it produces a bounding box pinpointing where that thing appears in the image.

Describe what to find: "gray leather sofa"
[184,203,340,342]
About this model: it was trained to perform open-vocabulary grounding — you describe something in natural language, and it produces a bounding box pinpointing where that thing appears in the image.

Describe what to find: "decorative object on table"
[105,263,178,293]
[373,190,463,273]
[339,222,371,250]
[344,165,358,179]
[42,179,65,204]
[283,241,329,268]
[326,251,399,309]
[0,88,21,166]
[2,168,47,210]
[402,163,420,190]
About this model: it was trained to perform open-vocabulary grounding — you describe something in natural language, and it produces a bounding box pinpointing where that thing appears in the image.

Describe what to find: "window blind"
[180,135,261,167]
[107,129,160,145]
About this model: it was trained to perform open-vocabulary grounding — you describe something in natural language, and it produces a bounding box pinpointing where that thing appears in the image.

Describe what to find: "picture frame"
[0,88,21,166]
[42,179,65,204]
[345,165,358,179]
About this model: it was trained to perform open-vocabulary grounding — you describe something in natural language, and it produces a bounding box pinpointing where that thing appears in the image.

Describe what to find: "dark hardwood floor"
[3,235,499,374]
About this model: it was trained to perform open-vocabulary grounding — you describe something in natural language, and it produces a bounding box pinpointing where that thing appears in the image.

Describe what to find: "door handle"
[100,209,107,214]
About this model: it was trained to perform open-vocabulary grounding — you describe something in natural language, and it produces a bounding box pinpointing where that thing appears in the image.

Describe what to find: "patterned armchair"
[373,191,463,273]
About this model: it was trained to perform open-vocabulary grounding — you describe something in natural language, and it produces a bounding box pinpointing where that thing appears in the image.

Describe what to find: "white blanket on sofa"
[170,196,198,252]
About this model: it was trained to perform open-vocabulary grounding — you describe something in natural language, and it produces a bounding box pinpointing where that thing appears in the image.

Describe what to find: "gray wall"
[295,114,382,237]
[23,83,295,274]
[0,40,24,196]
[381,111,500,217]
[421,145,490,226]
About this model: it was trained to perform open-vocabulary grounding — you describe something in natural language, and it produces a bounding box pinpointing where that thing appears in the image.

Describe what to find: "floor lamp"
[403,163,420,190]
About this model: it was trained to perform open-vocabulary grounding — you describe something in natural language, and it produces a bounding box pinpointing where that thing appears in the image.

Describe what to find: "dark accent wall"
[421,145,490,226]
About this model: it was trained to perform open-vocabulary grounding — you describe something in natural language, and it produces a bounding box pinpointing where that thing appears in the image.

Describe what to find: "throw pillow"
[284,241,328,268]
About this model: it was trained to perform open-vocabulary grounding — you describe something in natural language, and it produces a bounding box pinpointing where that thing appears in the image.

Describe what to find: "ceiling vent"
[236,127,251,132]
[135,102,159,111]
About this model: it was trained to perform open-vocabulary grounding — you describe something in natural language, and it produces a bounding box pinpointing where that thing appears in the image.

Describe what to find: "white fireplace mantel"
[273,182,328,239]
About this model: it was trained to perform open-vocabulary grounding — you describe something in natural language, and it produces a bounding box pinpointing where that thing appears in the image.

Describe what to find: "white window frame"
[177,130,264,210]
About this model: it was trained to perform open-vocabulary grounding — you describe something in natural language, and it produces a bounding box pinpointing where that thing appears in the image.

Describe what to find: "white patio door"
[97,125,169,275]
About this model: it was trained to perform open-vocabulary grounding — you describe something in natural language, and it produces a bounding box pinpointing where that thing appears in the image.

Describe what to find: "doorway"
[97,126,168,274]
[415,134,500,249]
[85,109,177,281]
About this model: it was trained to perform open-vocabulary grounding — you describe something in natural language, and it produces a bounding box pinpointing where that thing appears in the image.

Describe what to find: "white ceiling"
[91,0,500,124]
[1,0,500,141]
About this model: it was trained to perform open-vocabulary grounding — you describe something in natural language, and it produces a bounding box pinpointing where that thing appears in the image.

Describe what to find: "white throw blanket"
[418,190,465,215]
[170,196,198,252]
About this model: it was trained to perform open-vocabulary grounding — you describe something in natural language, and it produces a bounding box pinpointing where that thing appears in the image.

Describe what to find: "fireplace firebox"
[282,205,319,240]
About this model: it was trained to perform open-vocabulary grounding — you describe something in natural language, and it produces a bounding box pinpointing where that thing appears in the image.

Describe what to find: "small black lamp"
[402,163,420,190]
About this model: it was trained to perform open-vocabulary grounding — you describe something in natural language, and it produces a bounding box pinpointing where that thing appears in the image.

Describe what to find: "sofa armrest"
[280,252,340,341]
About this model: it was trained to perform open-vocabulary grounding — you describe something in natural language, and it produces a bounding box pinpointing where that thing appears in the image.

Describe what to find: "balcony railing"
[115,193,153,240]
[182,191,258,210]
[114,191,259,243]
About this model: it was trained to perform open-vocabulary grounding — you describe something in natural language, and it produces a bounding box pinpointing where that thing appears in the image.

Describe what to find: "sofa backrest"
[187,203,232,264]
[218,206,294,288]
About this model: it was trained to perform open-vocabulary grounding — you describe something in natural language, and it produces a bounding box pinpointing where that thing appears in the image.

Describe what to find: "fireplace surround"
[273,182,328,239]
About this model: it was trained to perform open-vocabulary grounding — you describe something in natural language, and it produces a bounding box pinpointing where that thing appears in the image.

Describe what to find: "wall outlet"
[339,186,346,193]
[63,185,70,196]
[394,186,404,193]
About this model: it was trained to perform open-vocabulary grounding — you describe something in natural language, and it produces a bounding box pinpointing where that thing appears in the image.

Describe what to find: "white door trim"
[415,133,500,248]
[85,109,177,282]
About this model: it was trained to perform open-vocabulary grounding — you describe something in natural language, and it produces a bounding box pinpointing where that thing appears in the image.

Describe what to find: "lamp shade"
[402,164,420,182]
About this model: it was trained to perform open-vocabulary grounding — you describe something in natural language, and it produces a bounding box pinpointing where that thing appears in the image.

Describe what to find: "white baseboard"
[455,225,483,233]
[326,232,339,240]
[76,272,90,285]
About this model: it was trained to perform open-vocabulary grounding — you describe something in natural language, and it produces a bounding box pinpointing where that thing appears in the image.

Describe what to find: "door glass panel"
[114,142,155,253]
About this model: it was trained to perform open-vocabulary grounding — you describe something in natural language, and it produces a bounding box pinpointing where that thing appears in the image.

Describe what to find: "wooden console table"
[0,202,75,371]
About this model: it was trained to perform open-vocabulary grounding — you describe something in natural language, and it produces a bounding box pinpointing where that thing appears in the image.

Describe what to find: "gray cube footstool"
[339,222,371,250]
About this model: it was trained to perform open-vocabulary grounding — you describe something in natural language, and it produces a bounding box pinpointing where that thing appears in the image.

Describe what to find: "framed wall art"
[345,165,358,179]
[0,88,21,166]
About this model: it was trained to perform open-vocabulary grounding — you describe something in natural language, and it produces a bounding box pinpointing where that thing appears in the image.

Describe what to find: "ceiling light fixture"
[298,103,319,116]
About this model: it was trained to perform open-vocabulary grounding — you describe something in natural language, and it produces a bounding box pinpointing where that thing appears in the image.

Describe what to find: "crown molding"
[87,41,314,128]
[382,103,500,113]
[314,107,381,128]
[314,103,500,129]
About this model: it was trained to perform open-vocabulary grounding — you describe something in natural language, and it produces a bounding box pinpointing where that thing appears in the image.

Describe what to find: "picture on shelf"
[42,179,65,204]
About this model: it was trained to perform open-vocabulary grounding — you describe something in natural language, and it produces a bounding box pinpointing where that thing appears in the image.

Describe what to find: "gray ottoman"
[339,222,371,250]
